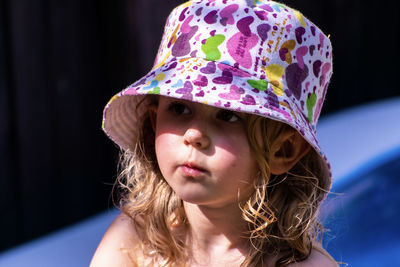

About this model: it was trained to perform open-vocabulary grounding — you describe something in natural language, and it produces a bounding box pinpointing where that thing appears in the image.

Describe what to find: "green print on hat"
[307,93,317,123]
[148,87,160,95]
[201,35,225,61]
[247,79,269,92]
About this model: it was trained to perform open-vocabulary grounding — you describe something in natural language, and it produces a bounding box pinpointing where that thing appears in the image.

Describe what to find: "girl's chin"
[175,191,217,206]
[176,192,235,208]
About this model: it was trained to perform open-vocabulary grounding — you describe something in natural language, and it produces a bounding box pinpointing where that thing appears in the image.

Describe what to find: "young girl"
[91,0,336,266]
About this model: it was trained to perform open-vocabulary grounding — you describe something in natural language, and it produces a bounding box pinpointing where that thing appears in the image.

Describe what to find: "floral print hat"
[102,0,333,191]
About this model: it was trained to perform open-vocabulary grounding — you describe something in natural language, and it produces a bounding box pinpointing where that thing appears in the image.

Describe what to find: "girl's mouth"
[180,163,207,177]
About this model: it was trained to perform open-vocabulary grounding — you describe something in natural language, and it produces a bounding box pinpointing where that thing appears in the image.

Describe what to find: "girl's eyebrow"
[167,100,191,108]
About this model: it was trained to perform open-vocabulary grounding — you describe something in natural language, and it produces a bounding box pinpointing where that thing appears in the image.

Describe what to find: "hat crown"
[153,0,332,127]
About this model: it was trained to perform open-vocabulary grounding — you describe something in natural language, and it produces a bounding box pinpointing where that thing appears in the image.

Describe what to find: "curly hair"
[114,96,328,266]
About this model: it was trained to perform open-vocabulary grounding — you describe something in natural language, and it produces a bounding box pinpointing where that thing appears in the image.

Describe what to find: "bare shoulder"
[288,245,338,267]
[90,212,139,267]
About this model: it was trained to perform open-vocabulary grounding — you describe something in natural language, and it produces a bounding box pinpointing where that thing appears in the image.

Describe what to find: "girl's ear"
[269,128,311,175]
[148,104,157,131]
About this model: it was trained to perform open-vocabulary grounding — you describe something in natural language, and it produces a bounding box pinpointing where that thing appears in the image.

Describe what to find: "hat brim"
[102,57,331,190]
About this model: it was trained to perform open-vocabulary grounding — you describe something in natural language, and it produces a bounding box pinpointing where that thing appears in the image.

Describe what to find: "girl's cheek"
[214,135,250,157]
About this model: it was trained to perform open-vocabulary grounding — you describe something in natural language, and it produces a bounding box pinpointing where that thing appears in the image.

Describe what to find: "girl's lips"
[180,163,207,177]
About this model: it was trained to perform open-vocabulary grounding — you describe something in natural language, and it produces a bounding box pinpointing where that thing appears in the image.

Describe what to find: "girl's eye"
[216,110,241,122]
[168,102,191,115]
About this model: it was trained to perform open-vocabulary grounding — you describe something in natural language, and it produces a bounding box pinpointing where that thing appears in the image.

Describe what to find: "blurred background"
[0,0,399,253]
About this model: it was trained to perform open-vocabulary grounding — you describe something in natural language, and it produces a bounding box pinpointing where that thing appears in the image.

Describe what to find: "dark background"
[0,0,398,252]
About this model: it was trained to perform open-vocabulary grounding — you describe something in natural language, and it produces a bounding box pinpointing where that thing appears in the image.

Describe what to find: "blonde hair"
[115,96,328,266]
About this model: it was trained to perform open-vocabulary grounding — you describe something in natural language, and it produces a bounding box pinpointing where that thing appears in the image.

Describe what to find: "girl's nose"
[183,127,210,150]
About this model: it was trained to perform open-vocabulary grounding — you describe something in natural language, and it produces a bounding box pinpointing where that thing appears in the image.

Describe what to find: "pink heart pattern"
[176,81,193,100]
[220,4,238,25]
[218,84,245,100]
[193,74,208,87]
[227,32,258,69]
[212,69,233,84]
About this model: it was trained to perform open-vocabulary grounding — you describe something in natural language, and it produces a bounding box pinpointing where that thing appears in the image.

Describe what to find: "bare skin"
[183,202,252,267]
[90,213,337,266]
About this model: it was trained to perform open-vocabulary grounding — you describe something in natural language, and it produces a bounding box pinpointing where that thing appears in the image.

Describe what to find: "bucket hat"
[102,0,333,191]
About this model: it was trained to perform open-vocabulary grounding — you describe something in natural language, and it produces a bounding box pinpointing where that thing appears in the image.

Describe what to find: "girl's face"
[154,96,258,208]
